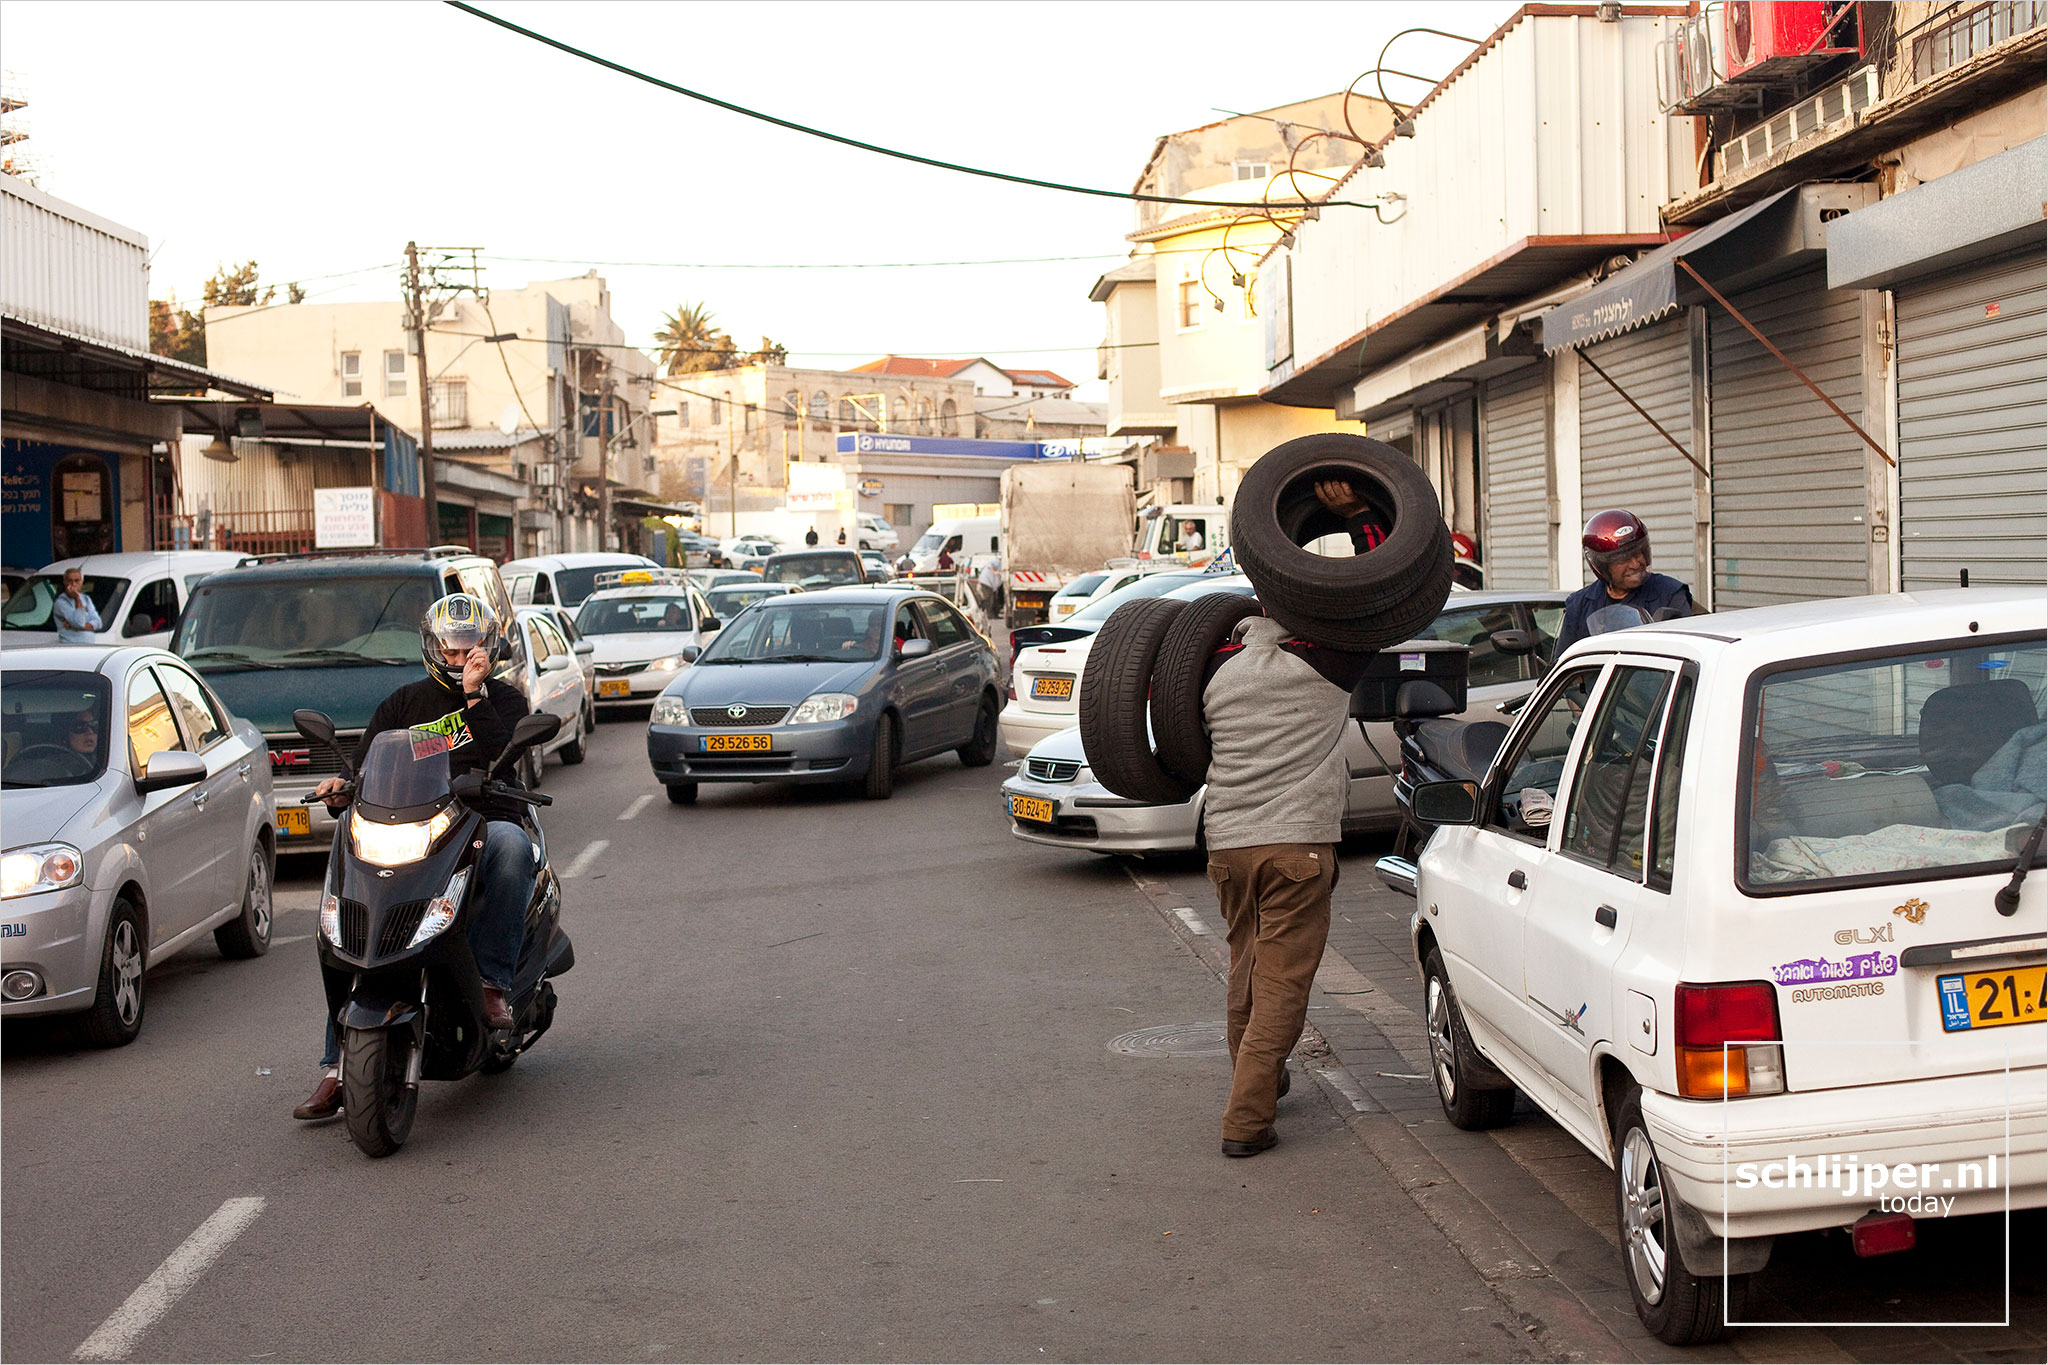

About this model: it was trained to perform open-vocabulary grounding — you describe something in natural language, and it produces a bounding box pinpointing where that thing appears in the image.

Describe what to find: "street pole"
[726,402,737,537]
[405,242,439,547]
[598,371,616,551]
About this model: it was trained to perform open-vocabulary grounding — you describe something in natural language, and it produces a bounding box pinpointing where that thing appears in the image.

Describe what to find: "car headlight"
[649,654,686,673]
[650,695,690,726]
[788,693,858,725]
[1,844,82,899]
[349,807,456,868]
[407,868,470,950]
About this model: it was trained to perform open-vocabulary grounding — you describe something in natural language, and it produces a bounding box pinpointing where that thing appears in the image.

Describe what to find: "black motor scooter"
[295,707,575,1157]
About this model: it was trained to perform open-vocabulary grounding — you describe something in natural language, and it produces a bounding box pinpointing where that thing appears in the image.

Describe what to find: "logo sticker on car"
[1832,923,1895,946]
[1893,897,1929,924]
[0,924,26,938]
[1772,950,1898,986]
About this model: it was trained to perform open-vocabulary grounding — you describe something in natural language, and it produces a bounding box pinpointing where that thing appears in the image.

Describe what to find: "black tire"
[1229,433,1455,651]
[1149,593,1264,784]
[559,709,587,765]
[214,842,273,959]
[1422,947,1516,1129]
[80,897,146,1048]
[341,1026,417,1158]
[1078,597,1198,804]
[1612,1086,1746,1345]
[957,693,1000,767]
[665,781,698,805]
[862,713,898,800]
[523,743,544,791]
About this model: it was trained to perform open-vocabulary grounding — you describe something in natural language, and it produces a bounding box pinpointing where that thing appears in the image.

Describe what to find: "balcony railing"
[1913,0,2047,82]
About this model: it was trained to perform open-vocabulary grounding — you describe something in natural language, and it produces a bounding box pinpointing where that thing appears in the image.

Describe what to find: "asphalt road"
[2,719,1537,1363]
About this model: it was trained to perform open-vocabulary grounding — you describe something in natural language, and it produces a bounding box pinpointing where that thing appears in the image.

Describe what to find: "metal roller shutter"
[1578,318,1697,591]
[1895,247,2047,590]
[1709,265,1869,608]
[1480,363,1551,588]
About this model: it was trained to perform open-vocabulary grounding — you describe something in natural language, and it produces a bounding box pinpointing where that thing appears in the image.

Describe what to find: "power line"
[446,1,1376,212]
[428,328,1155,358]
[487,252,1128,270]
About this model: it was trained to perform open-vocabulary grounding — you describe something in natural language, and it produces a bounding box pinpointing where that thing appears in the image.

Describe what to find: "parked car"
[1,645,275,1046]
[524,602,599,707]
[647,587,1002,803]
[512,607,591,783]
[672,531,720,567]
[173,547,523,854]
[574,568,722,714]
[760,549,868,590]
[1043,562,1177,622]
[1001,590,1567,852]
[854,514,899,554]
[715,536,783,570]
[858,549,894,581]
[1,551,247,649]
[690,569,765,593]
[706,581,800,619]
[1384,587,2045,1345]
[500,552,660,610]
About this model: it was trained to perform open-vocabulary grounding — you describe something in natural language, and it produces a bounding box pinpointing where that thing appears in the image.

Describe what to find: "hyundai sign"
[835,434,1062,459]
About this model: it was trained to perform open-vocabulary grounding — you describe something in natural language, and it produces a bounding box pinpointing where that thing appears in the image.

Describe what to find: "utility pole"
[597,369,617,551]
[404,242,438,544]
[726,402,738,537]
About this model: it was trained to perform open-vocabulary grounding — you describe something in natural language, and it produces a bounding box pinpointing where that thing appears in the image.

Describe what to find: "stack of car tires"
[1080,435,1453,800]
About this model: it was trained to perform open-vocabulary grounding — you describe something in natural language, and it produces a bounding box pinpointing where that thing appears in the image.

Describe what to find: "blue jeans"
[318,819,534,1065]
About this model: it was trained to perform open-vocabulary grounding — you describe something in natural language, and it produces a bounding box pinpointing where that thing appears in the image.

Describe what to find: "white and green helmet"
[420,593,500,690]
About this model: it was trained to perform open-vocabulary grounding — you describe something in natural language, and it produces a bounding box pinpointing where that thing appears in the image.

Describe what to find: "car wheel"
[214,843,274,959]
[665,782,698,805]
[341,1026,417,1158]
[1422,946,1516,1129]
[1612,1085,1746,1344]
[559,708,588,765]
[81,897,146,1048]
[1078,596,1197,805]
[524,743,544,791]
[1150,592,1264,785]
[957,694,1000,767]
[862,713,898,800]
[1229,432,1455,651]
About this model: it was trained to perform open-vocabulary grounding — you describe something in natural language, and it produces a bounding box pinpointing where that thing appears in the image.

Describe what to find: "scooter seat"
[1416,719,1509,782]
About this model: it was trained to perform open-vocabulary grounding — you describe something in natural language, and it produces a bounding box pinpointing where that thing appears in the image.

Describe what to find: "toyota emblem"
[726,703,748,719]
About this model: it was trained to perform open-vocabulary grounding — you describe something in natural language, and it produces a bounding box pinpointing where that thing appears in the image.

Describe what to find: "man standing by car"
[1550,508,1694,657]
[1201,479,1387,1158]
[52,567,100,642]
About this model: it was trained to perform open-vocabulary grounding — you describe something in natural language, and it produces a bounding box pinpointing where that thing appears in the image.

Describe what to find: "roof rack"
[592,566,693,591]
[234,545,484,566]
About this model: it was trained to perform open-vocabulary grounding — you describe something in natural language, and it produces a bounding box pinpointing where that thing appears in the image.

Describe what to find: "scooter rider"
[292,594,535,1121]
[1550,508,1694,658]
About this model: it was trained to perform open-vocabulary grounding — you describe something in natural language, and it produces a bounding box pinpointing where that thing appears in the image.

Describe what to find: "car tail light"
[1850,1210,1916,1257]
[1674,981,1784,1099]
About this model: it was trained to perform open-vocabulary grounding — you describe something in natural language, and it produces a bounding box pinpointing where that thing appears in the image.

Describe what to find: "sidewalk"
[1120,839,2046,1365]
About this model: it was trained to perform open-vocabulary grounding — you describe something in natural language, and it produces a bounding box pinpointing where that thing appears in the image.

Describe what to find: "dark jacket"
[349,677,532,823]
[1552,572,1693,658]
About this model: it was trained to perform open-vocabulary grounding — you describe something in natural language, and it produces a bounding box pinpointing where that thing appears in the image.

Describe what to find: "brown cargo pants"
[1205,842,1336,1142]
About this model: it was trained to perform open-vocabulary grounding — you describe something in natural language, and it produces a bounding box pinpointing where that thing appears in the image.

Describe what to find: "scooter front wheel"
[342,1026,418,1157]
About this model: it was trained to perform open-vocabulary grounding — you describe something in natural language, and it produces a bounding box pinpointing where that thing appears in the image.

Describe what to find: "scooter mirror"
[450,771,485,801]
[1489,629,1537,656]
[294,709,341,762]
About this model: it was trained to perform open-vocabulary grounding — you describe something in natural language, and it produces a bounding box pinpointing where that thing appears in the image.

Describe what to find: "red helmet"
[1582,509,1650,582]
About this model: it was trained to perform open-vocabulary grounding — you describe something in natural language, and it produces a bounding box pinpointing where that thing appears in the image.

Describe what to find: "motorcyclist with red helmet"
[1551,509,1694,658]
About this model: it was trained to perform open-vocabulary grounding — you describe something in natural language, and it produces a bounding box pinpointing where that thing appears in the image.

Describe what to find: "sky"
[3,0,1520,399]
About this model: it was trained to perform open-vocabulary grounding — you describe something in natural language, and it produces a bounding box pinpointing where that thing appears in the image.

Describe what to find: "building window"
[784,390,802,428]
[710,395,722,424]
[886,502,914,527]
[341,351,362,398]
[1178,280,1203,329]
[430,379,467,429]
[383,349,408,397]
[939,398,957,436]
[810,390,829,424]
[676,401,689,426]
[916,397,933,434]
[1234,161,1270,180]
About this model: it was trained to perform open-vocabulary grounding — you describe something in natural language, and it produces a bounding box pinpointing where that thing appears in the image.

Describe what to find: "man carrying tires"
[1551,509,1694,658]
[1202,478,1389,1158]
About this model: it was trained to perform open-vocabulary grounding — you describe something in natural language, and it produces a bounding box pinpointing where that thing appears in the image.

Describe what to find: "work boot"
[481,986,515,1031]
[293,1075,342,1121]
[1221,1127,1279,1158]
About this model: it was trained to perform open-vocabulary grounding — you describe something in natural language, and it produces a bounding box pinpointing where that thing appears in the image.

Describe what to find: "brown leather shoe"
[1278,1067,1292,1099]
[1221,1127,1279,1158]
[481,986,515,1031]
[293,1075,342,1121]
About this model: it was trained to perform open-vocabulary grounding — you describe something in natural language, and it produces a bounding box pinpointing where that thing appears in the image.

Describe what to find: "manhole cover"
[1108,1022,1230,1057]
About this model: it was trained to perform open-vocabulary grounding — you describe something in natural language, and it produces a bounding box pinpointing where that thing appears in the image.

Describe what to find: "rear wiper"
[1994,817,2047,917]
[182,648,283,669]
[278,649,407,665]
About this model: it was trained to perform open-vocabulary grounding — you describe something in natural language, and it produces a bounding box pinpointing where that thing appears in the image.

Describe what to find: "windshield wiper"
[1994,817,2047,917]
[277,649,408,665]
[764,654,841,663]
[182,648,284,669]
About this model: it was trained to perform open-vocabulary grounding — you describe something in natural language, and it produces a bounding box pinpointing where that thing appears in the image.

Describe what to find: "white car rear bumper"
[998,703,1074,759]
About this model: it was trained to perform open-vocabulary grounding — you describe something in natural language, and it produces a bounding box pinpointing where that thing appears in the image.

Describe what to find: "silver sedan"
[1,646,275,1046]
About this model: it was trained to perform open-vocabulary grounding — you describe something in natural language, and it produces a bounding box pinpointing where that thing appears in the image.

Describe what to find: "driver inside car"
[293,594,536,1122]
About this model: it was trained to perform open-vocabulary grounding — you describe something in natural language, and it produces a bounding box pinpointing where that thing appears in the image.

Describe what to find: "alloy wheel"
[110,919,142,1027]
[1426,974,1457,1106]
[1620,1127,1668,1305]
[248,850,273,943]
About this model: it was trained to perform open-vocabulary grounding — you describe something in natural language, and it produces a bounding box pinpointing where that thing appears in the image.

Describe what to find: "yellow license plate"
[1010,794,1055,823]
[704,733,771,753]
[277,806,311,836]
[1938,965,2046,1032]
[1031,676,1074,700]
[598,679,633,698]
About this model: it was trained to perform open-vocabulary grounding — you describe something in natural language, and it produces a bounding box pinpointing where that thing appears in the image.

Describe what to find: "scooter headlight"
[407,868,470,950]
[349,807,456,867]
[319,893,342,945]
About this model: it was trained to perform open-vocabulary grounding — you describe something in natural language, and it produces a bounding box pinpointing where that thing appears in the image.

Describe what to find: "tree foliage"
[655,302,736,375]
[150,260,300,365]
[149,295,206,366]
[202,260,275,308]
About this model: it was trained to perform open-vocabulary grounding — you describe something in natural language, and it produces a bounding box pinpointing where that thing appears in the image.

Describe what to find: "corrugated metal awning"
[3,313,274,399]
[1827,136,2046,292]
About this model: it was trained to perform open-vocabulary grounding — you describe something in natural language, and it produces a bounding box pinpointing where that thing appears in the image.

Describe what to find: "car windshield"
[708,585,789,615]
[1745,636,2046,891]
[1060,572,1108,598]
[553,565,647,607]
[1,671,113,788]
[911,532,944,554]
[1,574,129,631]
[1068,573,1209,624]
[1165,576,1255,602]
[763,554,862,588]
[174,575,430,666]
[697,600,891,663]
[577,594,695,635]
[355,728,453,814]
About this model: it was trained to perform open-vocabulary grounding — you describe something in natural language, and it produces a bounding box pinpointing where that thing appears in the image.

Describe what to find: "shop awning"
[4,314,273,399]
[1827,136,2046,291]
[165,398,403,445]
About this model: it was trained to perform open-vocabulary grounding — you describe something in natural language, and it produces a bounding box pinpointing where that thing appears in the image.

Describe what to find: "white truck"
[958,462,1136,632]
[1133,503,1230,564]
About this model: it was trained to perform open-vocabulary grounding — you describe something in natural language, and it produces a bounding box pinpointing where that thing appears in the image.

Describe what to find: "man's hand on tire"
[1313,478,1367,519]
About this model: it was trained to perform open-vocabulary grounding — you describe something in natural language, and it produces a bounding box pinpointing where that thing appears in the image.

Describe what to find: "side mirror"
[136,750,207,796]
[540,654,568,671]
[680,644,702,663]
[1490,629,1537,656]
[1411,779,1481,826]
[700,616,722,633]
[867,569,888,583]
[573,639,595,656]
[898,638,933,659]
[126,612,157,638]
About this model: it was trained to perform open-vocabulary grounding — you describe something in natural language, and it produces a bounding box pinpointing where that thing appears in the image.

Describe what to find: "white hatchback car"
[1394,588,2045,1345]
[572,569,723,713]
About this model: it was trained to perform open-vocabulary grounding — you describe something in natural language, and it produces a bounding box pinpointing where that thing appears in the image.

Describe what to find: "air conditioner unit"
[1724,1,1862,84]
[1658,7,1748,112]
[531,463,558,487]
[1717,64,1876,179]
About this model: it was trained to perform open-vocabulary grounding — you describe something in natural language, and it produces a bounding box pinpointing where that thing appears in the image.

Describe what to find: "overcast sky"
[5,0,1519,397]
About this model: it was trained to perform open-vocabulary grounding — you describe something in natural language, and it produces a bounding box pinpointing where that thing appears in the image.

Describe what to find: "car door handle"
[237,762,252,781]
[1507,870,1527,890]
[1595,905,1618,929]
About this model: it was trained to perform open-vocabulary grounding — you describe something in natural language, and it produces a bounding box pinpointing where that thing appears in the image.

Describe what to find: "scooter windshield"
[355,728,454,816]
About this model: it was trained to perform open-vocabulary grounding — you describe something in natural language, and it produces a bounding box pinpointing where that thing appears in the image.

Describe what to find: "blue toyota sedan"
[646,588,1002,803]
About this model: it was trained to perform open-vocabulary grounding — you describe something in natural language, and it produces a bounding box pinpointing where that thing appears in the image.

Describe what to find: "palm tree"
[655,302,735,375]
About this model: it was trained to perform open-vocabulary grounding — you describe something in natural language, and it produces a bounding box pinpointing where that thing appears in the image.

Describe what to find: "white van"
[900,516,998,577]
[855,513,899,554]
[500,552,659,609]
[0,550,247,648]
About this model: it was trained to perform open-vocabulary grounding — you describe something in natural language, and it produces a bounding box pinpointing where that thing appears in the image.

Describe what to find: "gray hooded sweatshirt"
[1201,617,1358,851]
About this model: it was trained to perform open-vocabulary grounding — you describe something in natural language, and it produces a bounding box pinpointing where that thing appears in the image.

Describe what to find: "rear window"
[1069,573,1210,624]
[1061,573,1108,597]
[763,554,862,588]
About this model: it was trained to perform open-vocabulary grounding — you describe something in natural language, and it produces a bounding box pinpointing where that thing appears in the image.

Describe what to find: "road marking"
[73,1196,266,1361]
[270,934,311,947]
[1171,906,1215,937]
[1314,1065,1381,1113]
[617,794,655,821]
[561,839,610,879]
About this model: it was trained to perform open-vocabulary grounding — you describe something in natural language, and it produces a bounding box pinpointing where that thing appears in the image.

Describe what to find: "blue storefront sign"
[3,438,123,568]
[834,433,1064,460]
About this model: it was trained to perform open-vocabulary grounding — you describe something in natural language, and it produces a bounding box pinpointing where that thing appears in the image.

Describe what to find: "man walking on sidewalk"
[1201,480,1385,1157]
